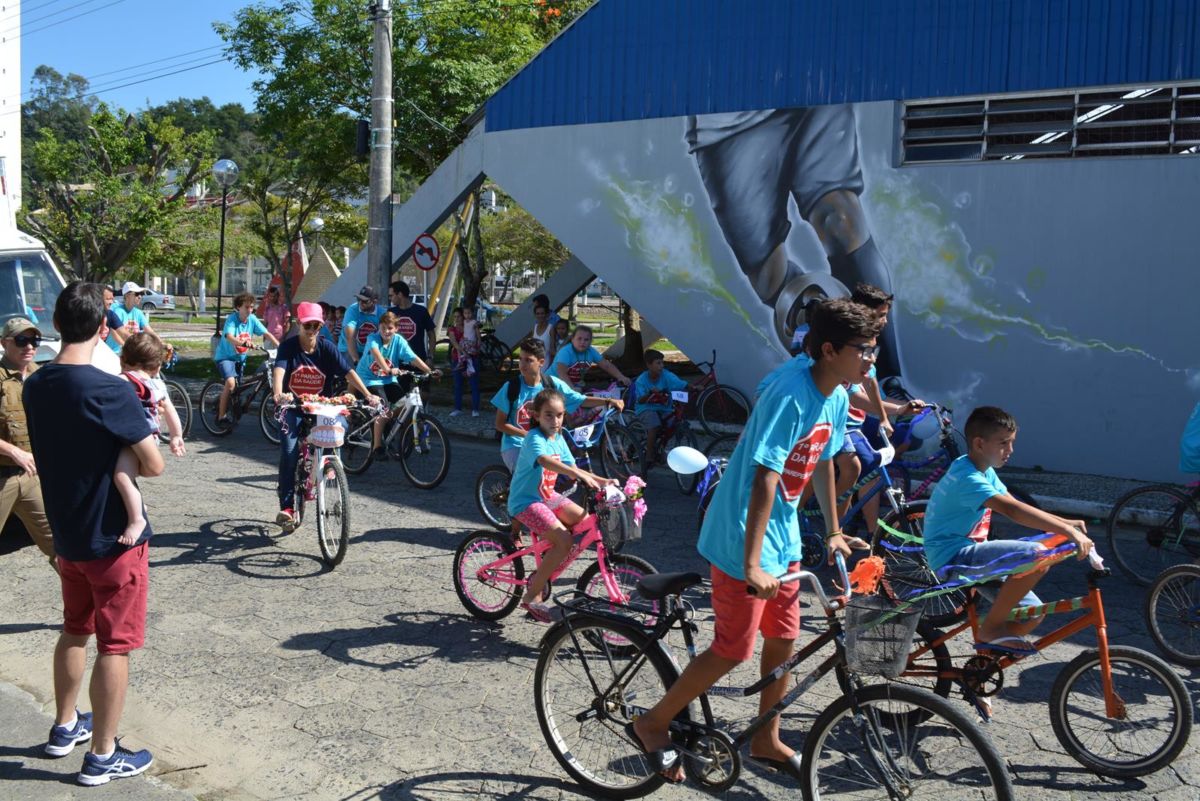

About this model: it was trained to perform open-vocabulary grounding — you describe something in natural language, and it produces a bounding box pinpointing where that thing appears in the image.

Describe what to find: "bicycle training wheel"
[199,380,234,436]
[259,392,282,445]
[801,683,1012,801]
[1145,563,1200,667]
[339,408,376,475]
[474,464,513,532]
[315,456,350,567]
[871,500,968,628]
[696,384,750,437]
[161,380,192,442]
[1106,484,1200,586]
[1048,645,1191,778]
[452,531,524,621]
[669,426,700,496]
[397,413,450,489]
[601,425,641,483]
[534,617,685,799]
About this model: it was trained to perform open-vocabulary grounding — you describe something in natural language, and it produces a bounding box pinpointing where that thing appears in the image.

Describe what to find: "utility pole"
[367,0,394,297]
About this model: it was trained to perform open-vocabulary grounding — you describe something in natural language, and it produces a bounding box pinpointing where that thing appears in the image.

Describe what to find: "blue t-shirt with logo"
[274,336,354,397]
[552,344,604,386]
[698,361,848,580]
[214,313,268,363]
[338,303,384,354]
[355,332,418,387]
[507,427,576,516]
[923,455,1008,571]
[491,373,587,454]
[105,305,150,353]
[634,368,688,415]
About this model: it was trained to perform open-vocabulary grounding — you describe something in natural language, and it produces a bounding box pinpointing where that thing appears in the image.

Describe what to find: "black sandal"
[749,753,803,782]
[624,722,683,784]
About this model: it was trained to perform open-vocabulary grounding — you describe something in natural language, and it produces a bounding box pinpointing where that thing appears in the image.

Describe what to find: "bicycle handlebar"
[748,552,850,613]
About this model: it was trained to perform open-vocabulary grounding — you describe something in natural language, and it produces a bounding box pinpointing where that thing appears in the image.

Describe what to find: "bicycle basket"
[843,594,923,678]
[304,404,346,449]
[597,501,641,552]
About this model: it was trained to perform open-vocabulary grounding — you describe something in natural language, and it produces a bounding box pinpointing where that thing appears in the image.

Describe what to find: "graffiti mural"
[482,100,1193,480]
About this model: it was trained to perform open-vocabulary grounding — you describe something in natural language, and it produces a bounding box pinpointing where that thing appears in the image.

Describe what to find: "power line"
[0,0,109,33]
[4,0,128,40]
[0,0,72,24]
[85,45,225,83]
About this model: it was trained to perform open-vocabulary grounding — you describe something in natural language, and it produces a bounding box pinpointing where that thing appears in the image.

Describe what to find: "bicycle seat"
[637,572,704,600]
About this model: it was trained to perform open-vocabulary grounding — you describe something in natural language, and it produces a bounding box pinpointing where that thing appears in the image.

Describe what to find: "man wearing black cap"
[338,285,384,363]
[387,280,436,364]
[0,317,55,566]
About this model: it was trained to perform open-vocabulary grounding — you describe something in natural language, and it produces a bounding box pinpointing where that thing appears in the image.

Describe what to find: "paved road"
[0,425,1197,800]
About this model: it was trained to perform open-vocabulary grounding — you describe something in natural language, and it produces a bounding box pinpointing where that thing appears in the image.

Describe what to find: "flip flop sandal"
[521,602,562,624]
[749,753,803,782]
[624,722,683,784]
[974,635,1037,657]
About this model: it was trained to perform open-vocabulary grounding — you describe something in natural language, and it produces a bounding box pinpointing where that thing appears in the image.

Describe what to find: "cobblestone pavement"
[0,423,1197,801]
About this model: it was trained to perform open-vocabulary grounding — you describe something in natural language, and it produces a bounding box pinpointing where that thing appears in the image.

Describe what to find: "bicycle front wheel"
[452,531,524,620]
[1145,563,1200,667]
[259,392,282,444]
[474,464,513,532]
[160,380,192,441]
[339,408,376,475]
[398,413,450,489]
[601,425,641,482]
[871,501,967,628]
[199,380,234,435]
[1107,484,1200,586]
[1049,645,1192,778]
[801,683,1013,801]
[575,554,659,651]
[696,384,750,437]
[535,618,683,799]
[315,456,350,567]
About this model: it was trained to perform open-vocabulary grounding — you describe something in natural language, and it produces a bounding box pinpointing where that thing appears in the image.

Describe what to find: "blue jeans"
[935,539,1044,607]
[277,409,348,510]
[453,356,481,411]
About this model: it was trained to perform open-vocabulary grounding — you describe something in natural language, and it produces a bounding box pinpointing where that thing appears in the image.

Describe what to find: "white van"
[0,227,66,362]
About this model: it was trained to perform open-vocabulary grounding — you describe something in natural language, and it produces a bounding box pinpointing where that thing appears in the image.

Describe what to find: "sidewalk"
[0,682,195,800]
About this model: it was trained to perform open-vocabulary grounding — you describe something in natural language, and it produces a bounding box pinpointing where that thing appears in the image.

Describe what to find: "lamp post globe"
[212,158,240,335]
[310,217,324,233]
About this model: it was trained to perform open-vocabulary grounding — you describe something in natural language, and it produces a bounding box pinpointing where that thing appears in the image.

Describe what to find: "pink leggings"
[514,494,571,536]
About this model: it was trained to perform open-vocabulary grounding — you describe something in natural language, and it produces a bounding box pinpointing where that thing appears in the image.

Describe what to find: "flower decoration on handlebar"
[297,393,356,406]
[623,475,647,525]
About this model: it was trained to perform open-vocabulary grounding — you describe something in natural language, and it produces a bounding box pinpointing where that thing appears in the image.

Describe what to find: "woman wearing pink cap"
[270,301,377,529]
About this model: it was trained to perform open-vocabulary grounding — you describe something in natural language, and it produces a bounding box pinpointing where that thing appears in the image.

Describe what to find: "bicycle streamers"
[848,556,886,595]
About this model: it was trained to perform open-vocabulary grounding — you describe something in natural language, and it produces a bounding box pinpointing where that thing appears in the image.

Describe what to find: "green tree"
[148,97,259,164]
[479,198,570,294]
[19,66,98,204]
[19,106,215,283]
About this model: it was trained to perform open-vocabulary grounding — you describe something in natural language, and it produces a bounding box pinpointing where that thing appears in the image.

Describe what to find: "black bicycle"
[533,554,1012,799]
[200,347,280,442]
[157,347,192,443]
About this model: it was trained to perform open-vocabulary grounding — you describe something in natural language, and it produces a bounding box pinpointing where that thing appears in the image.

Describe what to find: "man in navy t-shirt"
[272,301,377,528]
[387,280,436,362]
[26,281,164,785]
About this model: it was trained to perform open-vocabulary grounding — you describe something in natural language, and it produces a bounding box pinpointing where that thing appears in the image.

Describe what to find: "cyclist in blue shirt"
[551,325,631,390]
[339,285,385,362]
[630,299,877,783]
[355,311,438,460]
[214,291,281,425]
[632,349,689,472]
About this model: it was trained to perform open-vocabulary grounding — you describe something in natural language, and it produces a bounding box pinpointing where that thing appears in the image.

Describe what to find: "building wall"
[483,100,1197,481]
[0,0,20,214]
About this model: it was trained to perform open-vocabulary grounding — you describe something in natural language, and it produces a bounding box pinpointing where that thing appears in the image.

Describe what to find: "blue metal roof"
[486,0,1200,131]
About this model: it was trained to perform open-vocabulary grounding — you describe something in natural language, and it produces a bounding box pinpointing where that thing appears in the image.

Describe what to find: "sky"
[16,0,264,112]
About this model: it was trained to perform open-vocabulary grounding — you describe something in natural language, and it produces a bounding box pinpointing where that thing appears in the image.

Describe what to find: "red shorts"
[710,562,802,662]
[58,542,149,655]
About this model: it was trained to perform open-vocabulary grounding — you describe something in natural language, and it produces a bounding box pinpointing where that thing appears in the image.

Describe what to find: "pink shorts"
[58,542,149,655]
[710,562,802,662]
[514,494,572,536]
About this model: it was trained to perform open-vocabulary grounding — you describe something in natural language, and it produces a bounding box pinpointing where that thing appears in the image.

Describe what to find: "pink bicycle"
[452,485,656,624]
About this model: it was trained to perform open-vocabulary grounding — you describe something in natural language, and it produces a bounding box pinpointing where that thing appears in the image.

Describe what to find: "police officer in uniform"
[0,317,55,567]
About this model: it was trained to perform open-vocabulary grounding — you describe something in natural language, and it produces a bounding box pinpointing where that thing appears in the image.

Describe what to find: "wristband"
[824,530,844,541]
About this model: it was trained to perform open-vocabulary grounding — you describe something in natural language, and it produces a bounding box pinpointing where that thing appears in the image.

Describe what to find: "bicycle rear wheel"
[474,464,513,532]
[696,384,750,437]
[534,618,683,799]
[452,531,525,620]
[871,501,967,628]
[1145,563,1200,667]
[339,408,376,475]
[315,456,350,567]
[479,334,512,373]
[669,426,700,495]
[1049,645,1192,778]
[801,683,1012,801]
[259,392,282,444]
[1106,484,1200,586]
[160,380,192,442]
[398,413,450,489]
[199,380,234,435]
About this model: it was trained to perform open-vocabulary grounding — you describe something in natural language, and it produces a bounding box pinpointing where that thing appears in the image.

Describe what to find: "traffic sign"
[413,233,440,271]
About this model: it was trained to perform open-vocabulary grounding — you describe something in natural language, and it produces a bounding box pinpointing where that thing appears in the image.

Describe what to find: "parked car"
[141,289,176,312]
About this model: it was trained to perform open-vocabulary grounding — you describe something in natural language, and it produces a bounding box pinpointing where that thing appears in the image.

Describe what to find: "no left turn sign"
[413,233,440,271]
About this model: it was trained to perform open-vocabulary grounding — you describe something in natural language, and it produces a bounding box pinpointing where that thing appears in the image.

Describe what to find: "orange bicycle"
[873,533,1192,778]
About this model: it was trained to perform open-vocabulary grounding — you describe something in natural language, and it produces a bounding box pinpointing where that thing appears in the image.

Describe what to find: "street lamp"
[212,158,239,335]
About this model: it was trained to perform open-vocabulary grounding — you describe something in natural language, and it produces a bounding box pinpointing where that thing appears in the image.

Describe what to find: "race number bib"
[779,423,833,502]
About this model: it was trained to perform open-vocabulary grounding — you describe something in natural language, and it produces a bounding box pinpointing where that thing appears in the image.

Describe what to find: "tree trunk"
[460,190,488,309]
[614,299,645,371]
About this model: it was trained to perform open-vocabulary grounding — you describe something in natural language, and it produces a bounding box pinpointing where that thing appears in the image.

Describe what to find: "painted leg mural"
[688,105,902,378]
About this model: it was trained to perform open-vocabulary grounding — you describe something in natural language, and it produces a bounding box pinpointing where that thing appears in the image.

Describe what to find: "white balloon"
[667,446,709,475]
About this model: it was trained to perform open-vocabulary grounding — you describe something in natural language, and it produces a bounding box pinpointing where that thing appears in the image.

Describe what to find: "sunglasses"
[12,334,41,348]
[301,322,323,331]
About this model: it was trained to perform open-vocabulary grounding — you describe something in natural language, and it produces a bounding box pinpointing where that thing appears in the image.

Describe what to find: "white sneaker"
[449,410,463,417]
[471,410,480,418]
